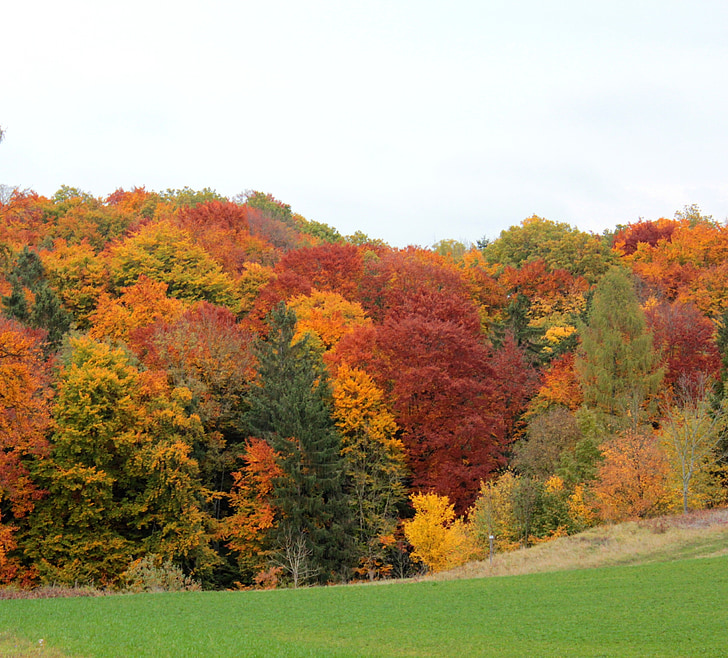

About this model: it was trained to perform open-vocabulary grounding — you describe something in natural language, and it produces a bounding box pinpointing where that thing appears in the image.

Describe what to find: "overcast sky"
[2,1,727,247]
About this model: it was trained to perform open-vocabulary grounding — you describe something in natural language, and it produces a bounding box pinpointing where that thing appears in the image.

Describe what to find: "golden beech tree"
[403,492,475,573]
[105,219,238,309]
[592,430,671,522]
[41,239,109,328]
[24,337,216,586]
[332,364,406,577]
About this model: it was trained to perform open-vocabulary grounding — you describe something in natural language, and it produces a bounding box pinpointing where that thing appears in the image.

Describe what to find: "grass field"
[1,554,727,657]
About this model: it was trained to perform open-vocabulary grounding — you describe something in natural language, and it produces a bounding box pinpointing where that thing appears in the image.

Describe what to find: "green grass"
[2,556,727,657]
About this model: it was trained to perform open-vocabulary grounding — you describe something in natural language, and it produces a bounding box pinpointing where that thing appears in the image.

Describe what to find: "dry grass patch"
[435,507,728,581]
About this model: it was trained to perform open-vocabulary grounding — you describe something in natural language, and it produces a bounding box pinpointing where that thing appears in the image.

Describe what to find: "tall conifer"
[246,303,354,584]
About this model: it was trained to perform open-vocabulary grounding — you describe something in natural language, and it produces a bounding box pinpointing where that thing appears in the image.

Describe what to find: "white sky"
[2,0,727,247]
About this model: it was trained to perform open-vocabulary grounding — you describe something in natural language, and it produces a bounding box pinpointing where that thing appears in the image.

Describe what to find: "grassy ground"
[2,509,727,657]
[437,507,728,581]
[1,555,727,657]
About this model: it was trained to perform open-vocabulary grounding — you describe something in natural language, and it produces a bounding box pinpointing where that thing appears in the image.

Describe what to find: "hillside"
[437,507,728,581]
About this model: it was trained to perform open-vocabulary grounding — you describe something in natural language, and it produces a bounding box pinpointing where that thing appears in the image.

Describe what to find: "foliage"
[483,215,614,283]
[288,290,371,351]
[659,377,728,513]
[246,303,355,584]
[106,220,237,308]
[222,438,283,582]
[403,493,474,573]
[576,267,663,428]
[24,337,216,586]
[89,276,185,343]
[121,554,201,593]
[592,430,671,522]
[1,247,72,348]
[0,318,53,583]
[332,364,406,577]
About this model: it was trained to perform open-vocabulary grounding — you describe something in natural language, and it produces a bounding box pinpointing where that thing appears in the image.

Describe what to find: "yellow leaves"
[544,325,576,345]
[332,364,401,454]
[404,492,475,573]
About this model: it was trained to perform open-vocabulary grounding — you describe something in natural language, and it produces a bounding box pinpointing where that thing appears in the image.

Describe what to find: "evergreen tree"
[246,303,355,584]
[575,267,663,431]
[1,247,72,348]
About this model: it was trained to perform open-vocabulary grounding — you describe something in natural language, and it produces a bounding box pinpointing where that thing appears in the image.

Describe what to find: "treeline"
[1,187,727,587]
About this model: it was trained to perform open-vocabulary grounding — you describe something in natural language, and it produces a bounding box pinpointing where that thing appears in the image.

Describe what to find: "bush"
[121,555,201,593]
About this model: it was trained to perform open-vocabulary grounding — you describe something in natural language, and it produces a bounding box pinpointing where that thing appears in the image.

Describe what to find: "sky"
[2,0,728,248]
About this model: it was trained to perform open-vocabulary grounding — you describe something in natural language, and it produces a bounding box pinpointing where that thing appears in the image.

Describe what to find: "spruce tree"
[246,303,354,584]
[575,267,663,431]
[1,247,72,348]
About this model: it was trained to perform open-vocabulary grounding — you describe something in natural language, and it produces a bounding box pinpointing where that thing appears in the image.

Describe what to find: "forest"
[1,185,727,590]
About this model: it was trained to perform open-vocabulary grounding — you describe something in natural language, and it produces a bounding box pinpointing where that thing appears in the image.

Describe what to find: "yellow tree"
[41,239,108,328]
[403,493,474,573]
[332,364,406,577]
[25,337,216,586]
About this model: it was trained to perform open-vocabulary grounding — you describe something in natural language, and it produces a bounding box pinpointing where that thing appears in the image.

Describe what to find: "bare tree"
[272,529,319,588]
[660,375,727,514]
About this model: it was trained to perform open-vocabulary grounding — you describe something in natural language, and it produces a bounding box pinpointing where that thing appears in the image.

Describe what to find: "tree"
[576,267,663,429]
[106,220,237,309]
[483,215,614,283]
[660,376,727,514]
[332,364,407,578]
[222,437,283,582]
[0,318,52,583]
[645,300,720,394]
[246,303,354,584]
[89,276,184,343]
[25,337,216,586]
[403,493,474,573]
[288,290,371,351]
[592,430,671,522]
[2,246,72,348]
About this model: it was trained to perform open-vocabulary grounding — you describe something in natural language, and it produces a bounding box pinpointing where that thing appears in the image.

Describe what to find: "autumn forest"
[1,185,727,590]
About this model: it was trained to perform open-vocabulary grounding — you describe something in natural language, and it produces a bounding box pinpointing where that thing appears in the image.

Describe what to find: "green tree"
[575,267,663,430]
[483,215,614,283]
[1,247,72,348]
[660,376,727,513]
[246,303,355,585]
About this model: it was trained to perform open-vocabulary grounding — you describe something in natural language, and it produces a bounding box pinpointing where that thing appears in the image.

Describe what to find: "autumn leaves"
[1,189,728,587]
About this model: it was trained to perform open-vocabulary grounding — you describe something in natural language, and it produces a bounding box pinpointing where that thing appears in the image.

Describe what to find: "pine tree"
[575,267,663,430]
[246,303,354,584]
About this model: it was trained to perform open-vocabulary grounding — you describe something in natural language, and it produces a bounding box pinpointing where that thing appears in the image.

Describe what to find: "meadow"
[1,554,727,657]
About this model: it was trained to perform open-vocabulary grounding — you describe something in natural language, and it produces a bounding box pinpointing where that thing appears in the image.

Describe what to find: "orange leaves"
[223,438,284,574]
[0,317,52,518]
[592,431,671,522]
[289,290,372,351]
[90,276,185,342]
[619,218,728,315]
